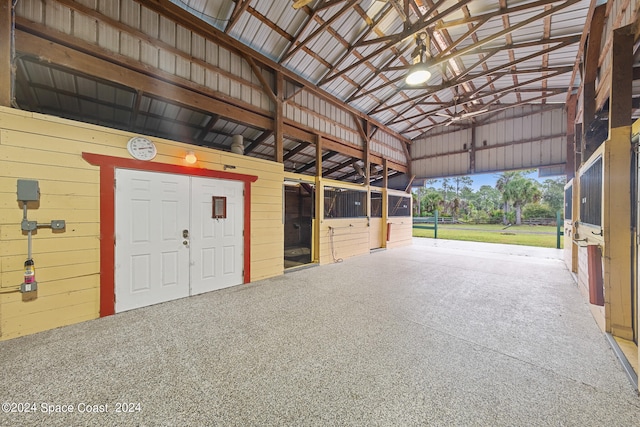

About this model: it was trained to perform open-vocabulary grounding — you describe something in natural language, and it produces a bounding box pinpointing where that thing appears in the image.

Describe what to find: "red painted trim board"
[82,152,258,317]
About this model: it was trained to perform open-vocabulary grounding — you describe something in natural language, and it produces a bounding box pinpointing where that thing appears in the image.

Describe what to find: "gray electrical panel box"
[17,179,40,202]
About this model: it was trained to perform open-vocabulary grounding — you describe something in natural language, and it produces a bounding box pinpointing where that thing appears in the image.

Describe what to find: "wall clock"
[127,136,157,161]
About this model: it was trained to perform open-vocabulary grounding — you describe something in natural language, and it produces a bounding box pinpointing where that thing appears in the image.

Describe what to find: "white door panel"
[190,177,244,295]
[115,169,190,312]
[116,170,244,311]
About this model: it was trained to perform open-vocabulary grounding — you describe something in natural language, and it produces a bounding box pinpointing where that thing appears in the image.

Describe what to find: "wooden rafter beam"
[317,3,398,85]
[244,130,273,154]
[283,141,311,161]
[356,0,465,47]
[296,150,339,174]
[410,92,568,137]
[499,0,520,104]
[436,0,569,30]
[337,0,579,92]
[225,0,252,34]
[367,53,499,115]
[324,158,357,176]
[370,38,578,118]
[197,114,220,143]
[281,0,362,63]
[15,29,274,130]
[320,0,459,86]
[135,0,410,145]
[361,35,577,110]
[396,86,567,130]
[246,56,277,103]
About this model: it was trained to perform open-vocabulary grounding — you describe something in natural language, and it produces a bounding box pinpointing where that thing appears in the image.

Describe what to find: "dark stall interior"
[284,183,314,269]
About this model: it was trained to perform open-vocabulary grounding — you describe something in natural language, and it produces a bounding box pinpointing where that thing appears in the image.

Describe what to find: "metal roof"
[13,0,598,183]
[173,0,589,139]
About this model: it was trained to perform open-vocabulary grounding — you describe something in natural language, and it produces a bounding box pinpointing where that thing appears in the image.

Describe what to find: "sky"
[423,170,556,191]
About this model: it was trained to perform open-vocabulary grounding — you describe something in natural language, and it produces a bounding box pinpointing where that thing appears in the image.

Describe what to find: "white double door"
[115,169,244,313]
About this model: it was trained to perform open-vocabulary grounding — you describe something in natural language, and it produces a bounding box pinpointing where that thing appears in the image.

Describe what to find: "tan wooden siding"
[0,107,283,340]
[369,217,384,250]
[386,220,412,249]
[576,245,605,332]
[318,218,369,265]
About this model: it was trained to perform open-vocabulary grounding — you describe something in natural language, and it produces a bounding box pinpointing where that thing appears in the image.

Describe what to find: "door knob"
[183,240,189,246]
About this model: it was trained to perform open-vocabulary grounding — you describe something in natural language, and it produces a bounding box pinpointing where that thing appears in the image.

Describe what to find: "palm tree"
[495,171,522,224]
[503,176,542,225]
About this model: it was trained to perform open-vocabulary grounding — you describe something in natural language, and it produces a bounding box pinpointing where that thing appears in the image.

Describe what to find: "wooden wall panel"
[0,106,283,340]
[369,217,384,250]
[318,218,369,265]
[386,221,412,249]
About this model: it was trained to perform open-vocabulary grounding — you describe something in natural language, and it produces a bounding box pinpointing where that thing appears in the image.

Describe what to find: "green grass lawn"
[413,223,563,249]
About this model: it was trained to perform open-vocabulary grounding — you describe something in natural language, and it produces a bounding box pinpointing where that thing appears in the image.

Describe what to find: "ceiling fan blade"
[292,0,314,9]
[460,108,488,118]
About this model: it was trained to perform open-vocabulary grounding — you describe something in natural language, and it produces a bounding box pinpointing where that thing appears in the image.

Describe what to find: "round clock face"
[127,137,157,161]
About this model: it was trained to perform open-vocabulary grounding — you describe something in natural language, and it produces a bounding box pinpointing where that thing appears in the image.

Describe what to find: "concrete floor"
[1,238,639,426]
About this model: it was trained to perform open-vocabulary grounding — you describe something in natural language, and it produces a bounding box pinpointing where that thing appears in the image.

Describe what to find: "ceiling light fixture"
[406,32,432,85]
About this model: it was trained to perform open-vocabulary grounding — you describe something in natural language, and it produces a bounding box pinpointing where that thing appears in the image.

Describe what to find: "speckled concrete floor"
[1,239,639,426]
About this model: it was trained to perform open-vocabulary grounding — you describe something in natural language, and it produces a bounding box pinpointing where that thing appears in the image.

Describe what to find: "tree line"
[412,171,565,225]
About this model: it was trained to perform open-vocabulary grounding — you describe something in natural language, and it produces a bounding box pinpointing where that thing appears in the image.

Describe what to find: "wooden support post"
[316,134,323,178]
[469,124,476,174]
[364,121,371,184]
[314,134,323,262]
[582,4,606,163]
[575,123,583,173]
[274,71,284,163]
[0,0,12,107]
[382,158,388,190]
[565,94,577,180]
[603,24,634,340]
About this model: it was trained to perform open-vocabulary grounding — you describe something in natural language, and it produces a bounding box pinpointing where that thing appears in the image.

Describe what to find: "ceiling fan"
[435,88,487,126]
[292,0,313,9]
[293,0,408,22]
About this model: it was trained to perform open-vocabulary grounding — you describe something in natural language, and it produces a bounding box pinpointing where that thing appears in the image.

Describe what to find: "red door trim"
[82,152,258,317]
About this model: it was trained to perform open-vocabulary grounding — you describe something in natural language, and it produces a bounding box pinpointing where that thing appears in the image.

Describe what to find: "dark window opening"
[388,195,411,217]
[564,185,572,220]
[324,187,367,218]
[370,192,383,218]
[580,157,602,227]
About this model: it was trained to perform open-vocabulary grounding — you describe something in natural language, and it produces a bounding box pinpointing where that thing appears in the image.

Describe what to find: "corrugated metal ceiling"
[13,0,601,183]
[166,0,589,139]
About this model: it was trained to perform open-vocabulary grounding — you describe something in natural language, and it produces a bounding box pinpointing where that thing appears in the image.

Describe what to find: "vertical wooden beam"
[582,4,606,163]
[316,134,323,178]
[382,158,388,189]
[314,134,323,262]
[469,124,476,174]
[575,123,583,174]
[364,120,371,184]
[0,0,12,107]
[603,24,634,340]
[275,71,284,163]
[565,94,577,179]
[609,26,633,130]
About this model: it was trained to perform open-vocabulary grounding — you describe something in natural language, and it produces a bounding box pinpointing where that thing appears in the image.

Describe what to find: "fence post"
[434,209,438,239]
[556,211,562,249]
